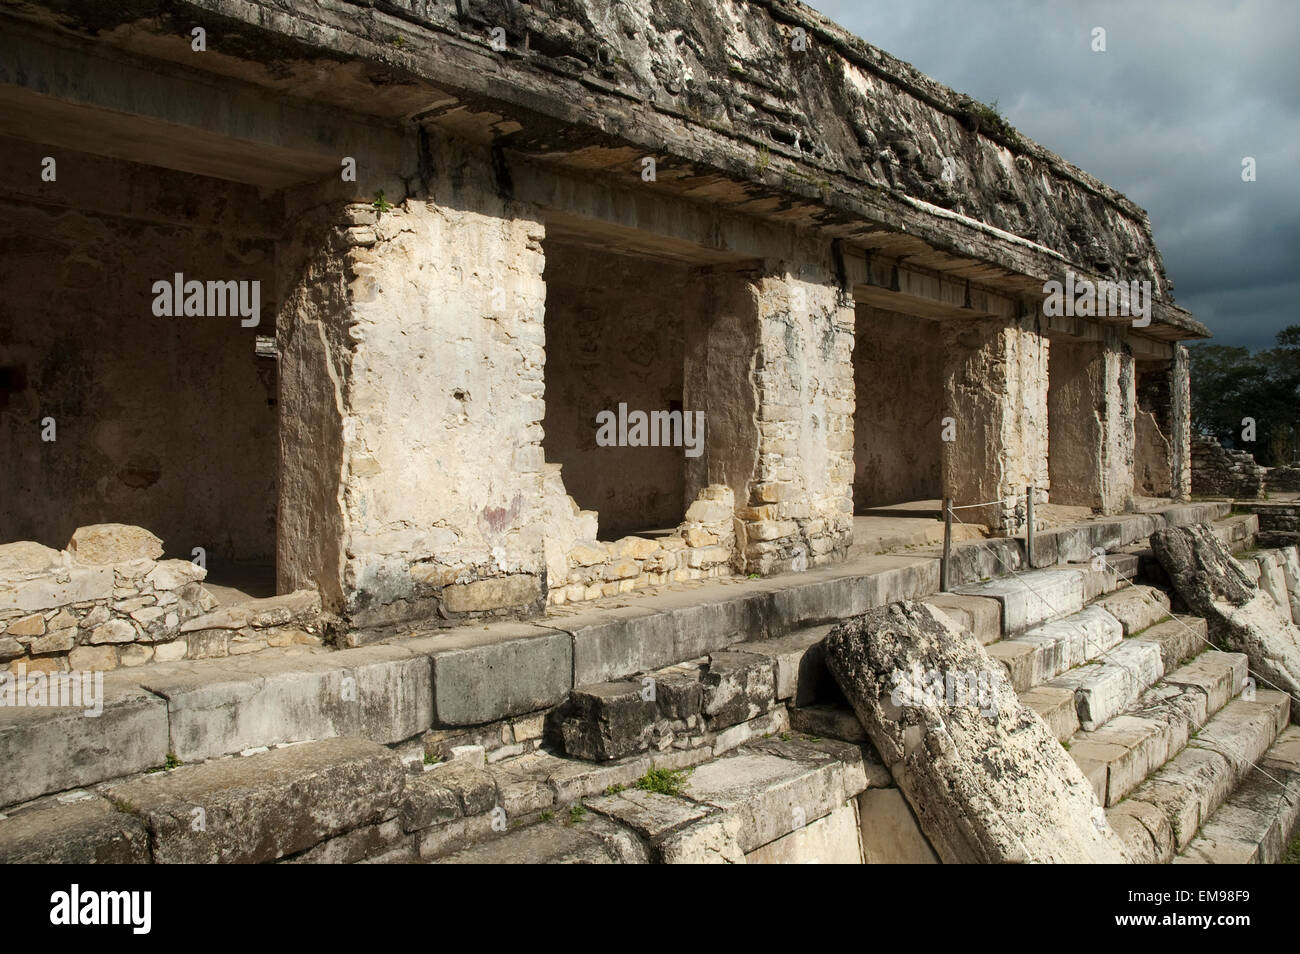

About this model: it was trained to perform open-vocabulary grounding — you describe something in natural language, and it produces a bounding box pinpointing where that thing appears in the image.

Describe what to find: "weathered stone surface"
[680,738,863,853]
[1277,546,1300,624]
[1151,524,1300,717]
[922,593,1002,645]
[823,601,1128,862]
[0,675,168,807]
[745,801,862,864]
[700,652,775,729]
[435,814,648,864]
[953,569,1086,634]
[1047,638,1164,731]
[105,738,405,863]
[67,524,163,565]
[1095,585,1171,636]
[657,813,746,864]
[0,794,149,863]
[423,623,571,726]
[442,575,542,614]
[557,681,656,761]
[0,541,62,581]
[139,646,432,762]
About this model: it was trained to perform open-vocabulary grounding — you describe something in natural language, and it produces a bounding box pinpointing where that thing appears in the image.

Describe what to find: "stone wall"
[0,525,210,673]
[0,188,277,563]
[0,523,324,672]
[853,306,944,509]
[1134,360,1175,497]
[276,129,552,628]
[1191,436,1266,499]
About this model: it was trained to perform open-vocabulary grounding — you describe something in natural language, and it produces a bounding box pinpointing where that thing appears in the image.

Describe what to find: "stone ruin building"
[2,0,1297,867]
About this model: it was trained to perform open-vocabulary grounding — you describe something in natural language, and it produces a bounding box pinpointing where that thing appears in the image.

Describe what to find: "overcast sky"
[807,0,1299,350]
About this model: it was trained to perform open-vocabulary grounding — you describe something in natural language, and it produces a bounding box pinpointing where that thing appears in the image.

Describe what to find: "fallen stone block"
[556,681,656,761]
[103,737,406,863]
[1151,524,1300,720]
[823,601,1127,863]
[1277,546,1300,624]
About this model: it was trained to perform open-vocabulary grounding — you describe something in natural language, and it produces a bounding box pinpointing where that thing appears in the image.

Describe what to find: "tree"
[1188,326,1300,466]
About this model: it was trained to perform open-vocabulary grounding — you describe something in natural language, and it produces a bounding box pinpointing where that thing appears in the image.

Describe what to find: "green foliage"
[635,767,691,796]
[372,190,394,215]
[1189,325,1300,465]
[568,804,586,824]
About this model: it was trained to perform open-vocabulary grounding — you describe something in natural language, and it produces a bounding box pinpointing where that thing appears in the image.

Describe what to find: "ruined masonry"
[0,0,1261,865]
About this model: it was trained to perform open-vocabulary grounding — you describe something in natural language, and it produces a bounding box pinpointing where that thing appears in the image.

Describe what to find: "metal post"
[1026,485,1035,568]
[941,497,952,592]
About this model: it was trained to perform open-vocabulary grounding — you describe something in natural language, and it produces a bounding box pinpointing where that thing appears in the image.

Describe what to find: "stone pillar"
[683,271,760,519]
[941,316,1049,533]
[1046,334,1135,513]
[277,129,550,628]
[737,245,855,574]
[1171,345,1193,500]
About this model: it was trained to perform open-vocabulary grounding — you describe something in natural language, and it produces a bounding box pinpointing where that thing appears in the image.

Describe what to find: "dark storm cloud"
[808,0,1300,349]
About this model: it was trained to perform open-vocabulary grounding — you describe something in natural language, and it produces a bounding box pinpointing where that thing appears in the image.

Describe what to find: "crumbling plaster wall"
[0,196,276,564]
[277,129,550,626]
[853,305,944,509]
[742,248,855,573]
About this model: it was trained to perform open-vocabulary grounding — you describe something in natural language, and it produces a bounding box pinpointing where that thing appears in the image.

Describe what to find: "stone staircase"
[2,503,1286,864]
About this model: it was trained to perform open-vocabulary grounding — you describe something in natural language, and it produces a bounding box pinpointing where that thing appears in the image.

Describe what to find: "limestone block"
[557,681,656,761]
[701,652,775,729]
[1095,585,1171,636]
[0,675,169,807]
[746,800,862,864]
[7,566,113,613]
[104,738,405,863]
[142,560,206,591]
[823,601,1128,863]
[0,542,63,582]
[1151,525,1300,716]
[89,619,137,644]
[0,795,149,864]
[67,524,163,565]
[68,645,119,671]
[442,574,541,613]
[1277,546,1300,623]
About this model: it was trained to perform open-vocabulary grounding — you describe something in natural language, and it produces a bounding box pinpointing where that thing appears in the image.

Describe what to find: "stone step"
[1108,691,1291,861]
[1130,615,1208,672]
[1175,726,1300,864]
[1046,638,1166,731]
[1211,513,1259,552]
[1021,685,1079,742]
[1094,585,1171,636]
[953,568,1088,635]
[988,604,1124,692]
[430,735,875,864]
[1067,651,1247,807]
[921,593,1002,645]
[0,737,406,864]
